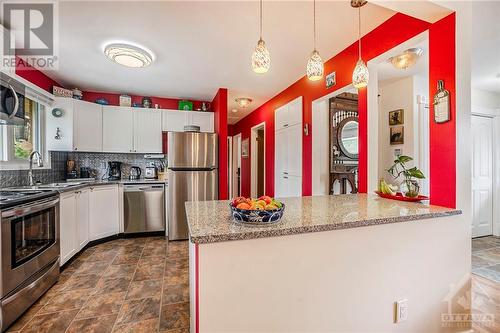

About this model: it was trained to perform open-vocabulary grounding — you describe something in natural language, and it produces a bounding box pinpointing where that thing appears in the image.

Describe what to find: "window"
[0,98,45,168]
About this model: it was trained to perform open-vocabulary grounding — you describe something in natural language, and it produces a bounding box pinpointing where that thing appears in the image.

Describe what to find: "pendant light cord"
[260,0,263,40]
[313,0,317,51]
[358,6,361,59]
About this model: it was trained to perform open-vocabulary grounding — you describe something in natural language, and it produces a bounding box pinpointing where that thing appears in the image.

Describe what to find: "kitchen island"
[186,194,470,332]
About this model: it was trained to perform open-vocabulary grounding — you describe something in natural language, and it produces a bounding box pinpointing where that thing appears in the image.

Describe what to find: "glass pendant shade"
[352,58,369,88]
[252,39,270,74]
[307,50,324,81]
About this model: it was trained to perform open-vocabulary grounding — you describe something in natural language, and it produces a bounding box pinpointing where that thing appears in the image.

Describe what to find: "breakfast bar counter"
[186,194,469,332]
[185,194,461,243]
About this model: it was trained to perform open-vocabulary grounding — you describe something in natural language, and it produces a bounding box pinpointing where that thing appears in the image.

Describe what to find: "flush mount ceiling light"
[235,97,252,108]
[306,0,324,81]
[104,43,153,68]
[231,108,238,113]
[351,0,369,89]
[252,0,270,74]
[388,48,424,70]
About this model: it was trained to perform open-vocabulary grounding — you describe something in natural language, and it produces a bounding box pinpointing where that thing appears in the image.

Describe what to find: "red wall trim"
[429,13,456,208]
[82,91,208,110]
[232,13,430,198]
[195,243,200,333]
[15,56,61,93]
[212,88,229,200]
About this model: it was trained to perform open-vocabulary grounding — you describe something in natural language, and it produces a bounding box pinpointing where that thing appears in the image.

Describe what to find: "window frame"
[0,102,50,171]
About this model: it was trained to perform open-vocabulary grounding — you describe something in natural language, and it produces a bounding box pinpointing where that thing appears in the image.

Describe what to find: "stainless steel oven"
[0,73,25,126]
[0,195,60,331]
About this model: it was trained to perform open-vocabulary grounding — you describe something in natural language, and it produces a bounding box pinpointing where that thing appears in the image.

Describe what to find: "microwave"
[0,73,25,126]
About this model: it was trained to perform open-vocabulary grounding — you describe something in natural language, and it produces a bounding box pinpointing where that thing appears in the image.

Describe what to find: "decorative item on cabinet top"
[53,86,73,98]
[178,100,193,111]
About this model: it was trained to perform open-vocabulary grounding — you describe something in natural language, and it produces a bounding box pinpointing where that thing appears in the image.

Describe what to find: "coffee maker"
[107,161,122,180]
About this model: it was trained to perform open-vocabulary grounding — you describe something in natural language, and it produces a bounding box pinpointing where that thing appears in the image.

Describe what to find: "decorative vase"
[402,180,420,198]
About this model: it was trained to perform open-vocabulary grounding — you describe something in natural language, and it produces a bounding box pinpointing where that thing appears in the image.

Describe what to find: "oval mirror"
[338,118,359,159]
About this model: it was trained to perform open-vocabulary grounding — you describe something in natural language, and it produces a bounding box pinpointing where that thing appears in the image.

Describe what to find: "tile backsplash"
[0,151,68,188]
[0,151,166,188]
[67,152,166,180]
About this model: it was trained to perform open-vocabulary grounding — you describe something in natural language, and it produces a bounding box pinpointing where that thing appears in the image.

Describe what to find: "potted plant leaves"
[387,155,425,198]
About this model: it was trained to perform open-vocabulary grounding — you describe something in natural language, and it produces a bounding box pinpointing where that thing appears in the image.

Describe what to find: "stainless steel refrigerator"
[167,132,218,240]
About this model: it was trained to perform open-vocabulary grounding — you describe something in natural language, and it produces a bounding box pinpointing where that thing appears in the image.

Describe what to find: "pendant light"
[252,0,270,74]
[306,0,323,81]
[351,0,369,89]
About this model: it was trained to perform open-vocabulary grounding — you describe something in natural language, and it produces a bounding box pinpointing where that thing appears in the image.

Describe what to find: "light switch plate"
[395,299,408,323]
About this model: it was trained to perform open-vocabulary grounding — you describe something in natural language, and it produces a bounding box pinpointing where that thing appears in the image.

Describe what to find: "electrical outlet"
[394,299,408,323]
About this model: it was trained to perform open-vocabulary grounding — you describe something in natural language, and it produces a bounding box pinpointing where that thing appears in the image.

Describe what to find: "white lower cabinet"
[59,185,119,266]
[59,191,78,266]
[76,188,90,250]
[89,185,120,240]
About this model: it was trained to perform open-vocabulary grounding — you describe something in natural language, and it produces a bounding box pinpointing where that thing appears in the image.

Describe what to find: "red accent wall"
[212,88,228,200]
[429,13,456,208]
[15,56,61,92]
[82,91,208,110]
[232,13,430,198]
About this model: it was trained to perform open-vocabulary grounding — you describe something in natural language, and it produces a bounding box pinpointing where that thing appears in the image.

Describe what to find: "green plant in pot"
[387,155,425,197]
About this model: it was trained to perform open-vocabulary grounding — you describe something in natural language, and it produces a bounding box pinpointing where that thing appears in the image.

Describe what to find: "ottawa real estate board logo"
[1,1,59,70]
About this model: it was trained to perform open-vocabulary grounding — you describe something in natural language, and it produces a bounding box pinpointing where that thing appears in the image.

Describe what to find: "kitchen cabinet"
[102,106,134,152]
[59,188,90,266]
[59,191,78,266]
[134,109,162,153]
[46,97,74,151]
[73,100,103,152]
[103,107,162,153]
[188,112,214,132]
[89,185,120,240]
[275,99,302,198]
[274,96,302,131]
[47,98,103,152]
[162,110,214,133]
[76,188,90,250]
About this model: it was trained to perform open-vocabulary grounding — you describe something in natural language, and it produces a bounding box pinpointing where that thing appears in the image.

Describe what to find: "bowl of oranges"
[229,196,285,225]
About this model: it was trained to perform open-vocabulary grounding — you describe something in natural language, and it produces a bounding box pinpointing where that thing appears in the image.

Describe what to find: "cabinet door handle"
[283,172,288,175]
[74,147,78,151]
[284,176,288,179]
[284,124,289,127]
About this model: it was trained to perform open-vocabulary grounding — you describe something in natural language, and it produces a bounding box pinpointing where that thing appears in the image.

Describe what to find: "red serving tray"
[374,191,429,202]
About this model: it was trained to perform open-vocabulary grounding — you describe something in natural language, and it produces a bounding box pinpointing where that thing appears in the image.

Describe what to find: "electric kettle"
[129,166,142,180]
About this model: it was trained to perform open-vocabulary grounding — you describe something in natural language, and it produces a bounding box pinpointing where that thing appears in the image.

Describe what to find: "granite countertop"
[185,194,462,244]
[7,178,167,193]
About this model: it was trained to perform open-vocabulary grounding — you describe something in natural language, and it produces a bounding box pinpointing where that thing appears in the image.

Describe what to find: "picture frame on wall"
[326,72,336,89]
[389,109,404,126]
[390,126,404,145]
[241,138,249,158]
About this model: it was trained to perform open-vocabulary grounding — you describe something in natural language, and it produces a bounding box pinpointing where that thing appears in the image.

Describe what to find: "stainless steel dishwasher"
[124,184,165,233]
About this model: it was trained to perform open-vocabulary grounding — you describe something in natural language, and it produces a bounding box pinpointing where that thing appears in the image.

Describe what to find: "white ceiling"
[471,1,500,94]
[25,1,395,124]
[377,39,429,82]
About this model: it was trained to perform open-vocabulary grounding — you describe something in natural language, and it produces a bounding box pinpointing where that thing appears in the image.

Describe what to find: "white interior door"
[471,115,493,238]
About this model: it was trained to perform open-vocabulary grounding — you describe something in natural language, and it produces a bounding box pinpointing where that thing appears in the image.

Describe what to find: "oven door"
[0,197,60,298]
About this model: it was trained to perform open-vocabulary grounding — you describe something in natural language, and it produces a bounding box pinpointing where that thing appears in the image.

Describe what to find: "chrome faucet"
[28,151,43,186]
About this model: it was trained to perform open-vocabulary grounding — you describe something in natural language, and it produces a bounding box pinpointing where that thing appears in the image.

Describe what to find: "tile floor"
[7,237,190,333]
[472,236,500,283]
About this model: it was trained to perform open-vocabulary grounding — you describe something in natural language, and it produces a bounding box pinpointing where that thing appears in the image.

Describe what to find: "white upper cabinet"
[47,97,75,151]
[274,96,303,131]
[188,112,214,132]
[134,109,162,153]
[73,100,103,152]
[102,106,134,153]
[162,110,187,132]
[162,110,214,133]
[48,98,214,153]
